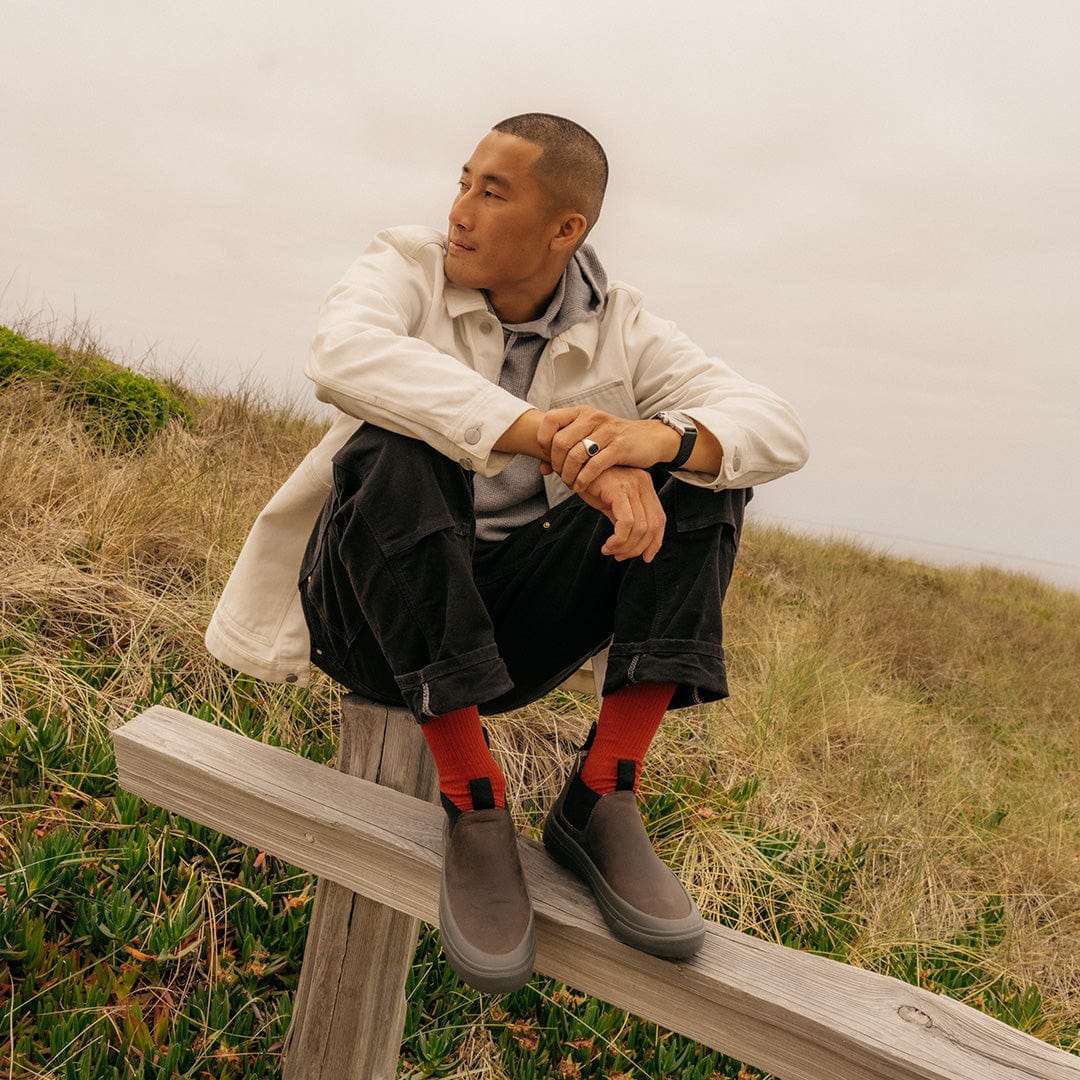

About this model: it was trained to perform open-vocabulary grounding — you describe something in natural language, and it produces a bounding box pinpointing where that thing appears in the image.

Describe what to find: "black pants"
[298,425,749,721]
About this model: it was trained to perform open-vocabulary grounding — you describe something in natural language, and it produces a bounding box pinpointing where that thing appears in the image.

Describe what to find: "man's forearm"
[492,408,549,461]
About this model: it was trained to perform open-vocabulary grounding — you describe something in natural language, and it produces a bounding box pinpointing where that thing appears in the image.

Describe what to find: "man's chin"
[444,260,483,291]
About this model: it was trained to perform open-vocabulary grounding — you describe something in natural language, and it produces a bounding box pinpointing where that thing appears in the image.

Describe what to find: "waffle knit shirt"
[473,244,608,542]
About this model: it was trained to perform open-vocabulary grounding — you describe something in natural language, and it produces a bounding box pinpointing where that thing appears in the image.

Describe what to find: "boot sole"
[543,808,705,959]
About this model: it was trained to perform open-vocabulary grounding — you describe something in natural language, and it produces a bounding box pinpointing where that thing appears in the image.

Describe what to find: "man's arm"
[499,406,722,475]
[491,409,548,460]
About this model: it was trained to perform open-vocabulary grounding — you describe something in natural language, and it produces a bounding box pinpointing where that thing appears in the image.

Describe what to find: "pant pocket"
[672,484,752,542]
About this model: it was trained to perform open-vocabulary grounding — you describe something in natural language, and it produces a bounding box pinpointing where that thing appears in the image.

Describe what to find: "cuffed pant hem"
[395,643,516,721]
[605,639,729,708]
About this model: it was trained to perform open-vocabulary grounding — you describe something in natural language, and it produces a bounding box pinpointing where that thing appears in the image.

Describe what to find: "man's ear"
[550,212,588,253]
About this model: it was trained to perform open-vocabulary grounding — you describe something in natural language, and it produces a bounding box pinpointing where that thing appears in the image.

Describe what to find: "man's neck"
[486,266,567,325]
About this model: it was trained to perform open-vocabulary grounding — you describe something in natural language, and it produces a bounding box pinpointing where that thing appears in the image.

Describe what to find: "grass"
[2,322,1079,1077]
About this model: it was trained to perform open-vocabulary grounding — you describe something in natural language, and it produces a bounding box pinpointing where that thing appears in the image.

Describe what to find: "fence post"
[282,695,437,1079]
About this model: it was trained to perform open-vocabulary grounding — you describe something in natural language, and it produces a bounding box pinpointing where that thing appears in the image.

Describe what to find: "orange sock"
[420,705,506,812]
[578,682,676,795]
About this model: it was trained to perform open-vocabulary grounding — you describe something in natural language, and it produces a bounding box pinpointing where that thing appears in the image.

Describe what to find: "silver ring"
[581,438,600,457]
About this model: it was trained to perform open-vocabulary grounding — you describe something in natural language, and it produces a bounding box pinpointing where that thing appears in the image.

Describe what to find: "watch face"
[659,411,687,436]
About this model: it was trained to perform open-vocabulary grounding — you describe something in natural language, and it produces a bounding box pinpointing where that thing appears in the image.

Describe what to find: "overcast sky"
[4,1,1078,589]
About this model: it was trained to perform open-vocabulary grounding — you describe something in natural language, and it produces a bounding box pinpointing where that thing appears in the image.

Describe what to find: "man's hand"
[537,406,679,491]
[492,408,668,561]
[576,465,667,562]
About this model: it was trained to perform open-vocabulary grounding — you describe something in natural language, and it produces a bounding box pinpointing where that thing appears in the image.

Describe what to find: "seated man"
[206,113,808,993]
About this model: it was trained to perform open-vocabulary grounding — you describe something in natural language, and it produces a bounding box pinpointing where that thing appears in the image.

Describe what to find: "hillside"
[2,326,1078,1078]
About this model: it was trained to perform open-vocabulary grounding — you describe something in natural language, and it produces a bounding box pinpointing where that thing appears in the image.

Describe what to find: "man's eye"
[483,190,502,199]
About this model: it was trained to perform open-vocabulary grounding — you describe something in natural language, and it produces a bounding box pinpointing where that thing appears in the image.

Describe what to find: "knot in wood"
[898,1004,935,1029]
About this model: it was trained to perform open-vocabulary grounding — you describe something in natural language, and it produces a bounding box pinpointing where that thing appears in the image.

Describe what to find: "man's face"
[444,131,562,302]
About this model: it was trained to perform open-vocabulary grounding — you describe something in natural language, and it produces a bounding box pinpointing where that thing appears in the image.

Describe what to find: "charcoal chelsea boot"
[543,740,705,959]
[439,781,535,992]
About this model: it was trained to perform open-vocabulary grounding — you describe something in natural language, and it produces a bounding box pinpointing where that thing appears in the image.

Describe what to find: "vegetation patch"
[65,358,193,449]
[0,326,67,383]
[0,325,192,447]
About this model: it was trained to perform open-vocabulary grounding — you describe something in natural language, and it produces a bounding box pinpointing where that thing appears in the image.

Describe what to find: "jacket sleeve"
[621,292,809,489]
[304,228,531,476]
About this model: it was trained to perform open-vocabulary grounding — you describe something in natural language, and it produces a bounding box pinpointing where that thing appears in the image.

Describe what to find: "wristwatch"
[654,411,698,469]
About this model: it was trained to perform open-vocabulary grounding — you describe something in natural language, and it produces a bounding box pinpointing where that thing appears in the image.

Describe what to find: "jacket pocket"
[550,378,638,419]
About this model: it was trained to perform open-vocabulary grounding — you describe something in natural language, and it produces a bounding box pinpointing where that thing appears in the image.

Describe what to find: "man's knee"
[328,424,476,554]
[334,424,468,489]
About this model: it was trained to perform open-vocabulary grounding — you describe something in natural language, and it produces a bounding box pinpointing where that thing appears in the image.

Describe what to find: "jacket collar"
[442,262,604,366]
[443,281,491,319]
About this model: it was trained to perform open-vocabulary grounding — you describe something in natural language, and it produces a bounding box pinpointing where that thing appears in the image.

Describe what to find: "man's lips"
[448,238,475,254]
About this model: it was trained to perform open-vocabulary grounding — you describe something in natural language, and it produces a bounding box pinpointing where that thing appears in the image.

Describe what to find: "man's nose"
[449,190,474,231]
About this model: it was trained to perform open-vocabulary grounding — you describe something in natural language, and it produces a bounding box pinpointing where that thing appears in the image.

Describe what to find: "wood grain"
[112,706,1080,1080]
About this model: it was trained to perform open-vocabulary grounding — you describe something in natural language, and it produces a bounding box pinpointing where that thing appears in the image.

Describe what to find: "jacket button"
[458,457,473,470]
[464,427,481,445]
[732,455,743,471]
[479,321,493,334]
[285,673,298,683]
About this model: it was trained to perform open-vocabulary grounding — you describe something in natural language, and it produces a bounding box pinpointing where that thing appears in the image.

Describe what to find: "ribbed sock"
[420,705,506,814]
[578,681,676,796]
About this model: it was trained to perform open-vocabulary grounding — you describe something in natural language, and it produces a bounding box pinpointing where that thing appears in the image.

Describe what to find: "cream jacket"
[205,226,809,684]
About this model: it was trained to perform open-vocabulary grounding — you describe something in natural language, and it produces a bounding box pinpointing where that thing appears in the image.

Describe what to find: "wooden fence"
[111,699,1080,1080]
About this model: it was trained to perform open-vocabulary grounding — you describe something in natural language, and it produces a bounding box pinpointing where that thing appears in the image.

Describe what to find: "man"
[206,113,808,993]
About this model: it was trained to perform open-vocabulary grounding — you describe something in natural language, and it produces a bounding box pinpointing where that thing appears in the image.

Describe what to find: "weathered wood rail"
[111,703,1080,1080]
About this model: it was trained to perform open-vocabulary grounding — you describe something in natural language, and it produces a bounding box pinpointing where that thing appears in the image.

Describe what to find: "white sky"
[3,1,1078,588]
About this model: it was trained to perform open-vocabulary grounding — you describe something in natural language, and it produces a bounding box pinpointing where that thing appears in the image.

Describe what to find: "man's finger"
[642,502,666,562]
[536,406,585,451]
[550,420,597,475]
[623,486,649,552]
[604,475,665,562]
[601,491,635,558]
[560,428,616,487]
[572,447,615,492]
[606,487,651,560]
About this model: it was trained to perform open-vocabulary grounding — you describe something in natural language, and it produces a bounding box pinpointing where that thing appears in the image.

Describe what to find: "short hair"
[493,113,608,238]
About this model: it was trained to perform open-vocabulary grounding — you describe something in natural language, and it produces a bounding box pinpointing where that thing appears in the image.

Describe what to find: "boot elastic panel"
[562,772,600,831]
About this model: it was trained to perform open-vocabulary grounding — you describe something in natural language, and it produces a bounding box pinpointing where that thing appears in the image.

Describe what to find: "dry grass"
[0,322,326,729]
[696,528,1080,1033]
[490,497,1080,1044]
[4,323,1080,1065]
